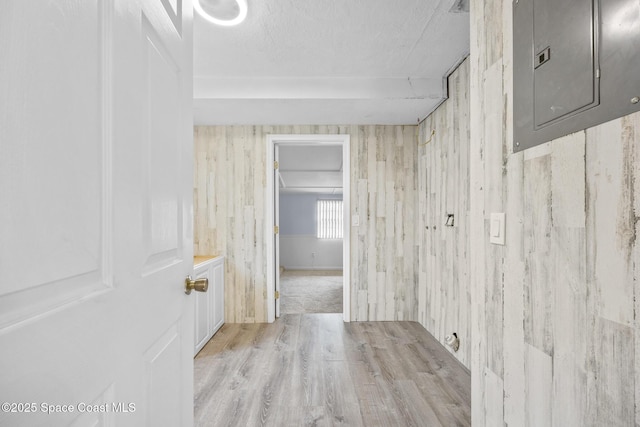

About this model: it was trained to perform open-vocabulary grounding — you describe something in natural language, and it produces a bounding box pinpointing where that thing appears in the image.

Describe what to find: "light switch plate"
[352,215,360,227]
[490,213,506,245]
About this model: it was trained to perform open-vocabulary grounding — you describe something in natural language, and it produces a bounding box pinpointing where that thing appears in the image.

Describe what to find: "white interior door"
[0,0,194,426]
[274,145,281,318]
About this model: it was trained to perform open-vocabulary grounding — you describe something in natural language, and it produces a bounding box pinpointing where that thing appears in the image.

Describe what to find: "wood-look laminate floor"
[194,314,470,427]
[280,270,343,314]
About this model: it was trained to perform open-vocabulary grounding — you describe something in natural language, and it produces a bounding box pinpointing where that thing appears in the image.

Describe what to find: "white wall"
[279,193,343,270]
[280,235,343,270]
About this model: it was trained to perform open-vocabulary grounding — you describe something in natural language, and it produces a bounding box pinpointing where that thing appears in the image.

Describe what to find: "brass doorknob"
[185,276,208,295]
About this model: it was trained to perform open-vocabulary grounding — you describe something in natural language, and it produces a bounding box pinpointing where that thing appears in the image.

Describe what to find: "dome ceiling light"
[194,0,247,26]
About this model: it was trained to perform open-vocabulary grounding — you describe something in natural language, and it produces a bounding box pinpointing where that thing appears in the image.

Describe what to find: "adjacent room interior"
[277,145,344,315]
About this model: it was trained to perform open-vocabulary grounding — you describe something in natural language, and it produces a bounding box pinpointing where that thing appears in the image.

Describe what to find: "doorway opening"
[266,135,351,323]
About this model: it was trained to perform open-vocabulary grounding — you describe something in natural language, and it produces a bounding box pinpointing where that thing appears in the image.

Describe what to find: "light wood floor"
[280,270,343,314]
[194,313,470,426]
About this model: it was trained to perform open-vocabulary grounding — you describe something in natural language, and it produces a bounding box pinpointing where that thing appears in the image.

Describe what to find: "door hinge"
[274,225,279,234]
[275,291,280,300]
[274,161,279,170]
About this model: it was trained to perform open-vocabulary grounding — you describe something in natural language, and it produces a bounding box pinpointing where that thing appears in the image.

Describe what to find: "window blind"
[317,199,343,239]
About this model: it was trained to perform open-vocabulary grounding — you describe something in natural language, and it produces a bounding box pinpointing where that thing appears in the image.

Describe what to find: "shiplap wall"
[194,126,267,324]
[417,59,471,368]
[194,125,418,323]
[470,0,640,425]
[352,125,418,321]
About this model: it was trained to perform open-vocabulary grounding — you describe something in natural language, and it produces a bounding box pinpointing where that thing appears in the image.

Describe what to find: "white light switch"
[352,215,360,227]
[490,219,500,237]
[490,213,506,245]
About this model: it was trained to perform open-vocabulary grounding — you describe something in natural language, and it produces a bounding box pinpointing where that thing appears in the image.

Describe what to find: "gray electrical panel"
[513,0,640,152]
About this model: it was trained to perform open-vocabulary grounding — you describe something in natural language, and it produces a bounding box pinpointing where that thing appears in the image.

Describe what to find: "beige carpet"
[279,270,343,314]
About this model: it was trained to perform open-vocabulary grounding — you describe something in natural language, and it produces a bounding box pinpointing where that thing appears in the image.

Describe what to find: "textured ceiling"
[193,0,469,125]
[278,145,343,194]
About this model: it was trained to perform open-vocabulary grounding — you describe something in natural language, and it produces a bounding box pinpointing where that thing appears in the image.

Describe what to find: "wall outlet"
[311,252,316,258]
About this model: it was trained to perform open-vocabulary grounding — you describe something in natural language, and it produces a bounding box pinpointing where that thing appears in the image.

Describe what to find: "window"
[317,199,343,239]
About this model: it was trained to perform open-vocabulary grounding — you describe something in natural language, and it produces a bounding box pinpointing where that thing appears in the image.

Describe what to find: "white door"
[0,0,194,426]
[274,145,281,318]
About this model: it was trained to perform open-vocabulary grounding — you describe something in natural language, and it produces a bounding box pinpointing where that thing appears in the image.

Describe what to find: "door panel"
[68,385,116,427]
[212,260,224,331]
[0,0,108,330]
[144,323,183,427]
[194,268,211,353]
[141,14,182,271]
[0,0,193,425]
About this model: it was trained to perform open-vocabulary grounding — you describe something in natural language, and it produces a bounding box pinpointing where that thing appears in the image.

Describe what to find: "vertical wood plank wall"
[417,59,471,368]
[470,0,640,425]
[194,126,267,324]
[192,12,640,420]
[194,125,418,323]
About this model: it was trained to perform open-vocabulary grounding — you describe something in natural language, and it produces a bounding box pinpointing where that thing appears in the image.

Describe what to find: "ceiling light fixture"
[194,0,247,26]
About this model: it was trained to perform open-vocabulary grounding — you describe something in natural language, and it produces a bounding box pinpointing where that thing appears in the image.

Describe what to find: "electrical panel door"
[513,0,640,152]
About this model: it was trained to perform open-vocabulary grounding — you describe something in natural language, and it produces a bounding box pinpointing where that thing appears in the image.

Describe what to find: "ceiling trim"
[194,76,444,100]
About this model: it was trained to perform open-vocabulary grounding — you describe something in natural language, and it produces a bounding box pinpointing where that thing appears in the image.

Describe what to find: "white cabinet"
[193,256,225,356]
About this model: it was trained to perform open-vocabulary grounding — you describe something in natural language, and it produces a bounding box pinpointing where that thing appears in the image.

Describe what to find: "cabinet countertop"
[193,255,222,267]
[194,255,222,268]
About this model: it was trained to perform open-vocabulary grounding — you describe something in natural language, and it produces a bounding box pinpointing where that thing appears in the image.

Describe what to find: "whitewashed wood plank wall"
[192,9,640,422]
[194,125,418,324]
[417,59,471,368]
[469,0,640,425]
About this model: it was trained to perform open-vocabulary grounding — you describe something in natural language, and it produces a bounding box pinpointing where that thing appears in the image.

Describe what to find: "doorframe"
[266,134,351,323]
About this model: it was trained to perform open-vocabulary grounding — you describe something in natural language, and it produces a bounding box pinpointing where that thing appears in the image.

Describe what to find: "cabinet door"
[212,260,225,333]
[194,266,211,355]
